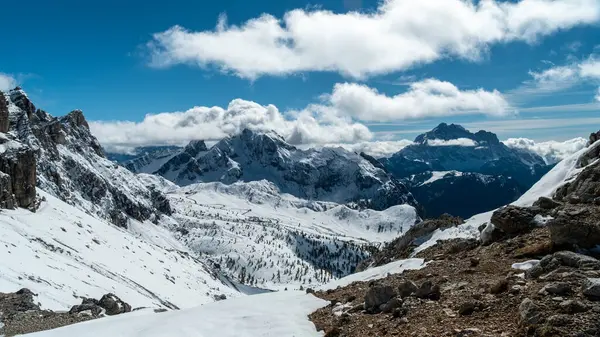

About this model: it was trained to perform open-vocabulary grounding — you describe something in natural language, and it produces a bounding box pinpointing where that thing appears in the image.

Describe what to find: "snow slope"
[0,190,239,311]
[24,291,327,337]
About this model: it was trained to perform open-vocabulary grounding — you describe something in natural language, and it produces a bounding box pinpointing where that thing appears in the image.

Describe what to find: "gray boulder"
[491,205,538,235]
[519,298,543,325]
[364,285,396,313]
[582,278,600,300]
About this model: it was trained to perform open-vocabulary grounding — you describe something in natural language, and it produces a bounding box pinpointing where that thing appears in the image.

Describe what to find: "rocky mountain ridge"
[154,129,418,211]
[0,87,172,227]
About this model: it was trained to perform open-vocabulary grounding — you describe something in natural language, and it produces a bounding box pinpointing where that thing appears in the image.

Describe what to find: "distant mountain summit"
[384,123,551,186]
[381,123,553,218]
[154,128,417,211]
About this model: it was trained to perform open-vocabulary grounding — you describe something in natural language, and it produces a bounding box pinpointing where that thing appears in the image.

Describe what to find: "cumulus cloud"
[0,73,17,91]
[146,0,600,79]
[90,98,372,153]
[92,78,513,152]
[323,79,512,121]
[515,56,600,99]
[304,140,415,158]
[503,137,588,164]
[426,138,478,146]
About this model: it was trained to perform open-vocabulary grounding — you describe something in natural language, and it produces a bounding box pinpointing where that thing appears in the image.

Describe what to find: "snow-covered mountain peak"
[414,122,500,146]
[184,139,208,156]
[154,127,418,211]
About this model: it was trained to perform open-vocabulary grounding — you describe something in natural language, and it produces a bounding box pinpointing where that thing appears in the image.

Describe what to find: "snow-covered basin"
[24,291,327,337]
[319,258,426,290]
[411,141,598,255]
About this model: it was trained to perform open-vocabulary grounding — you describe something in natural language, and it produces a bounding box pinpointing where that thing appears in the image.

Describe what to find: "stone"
[533,196,561,210]
[98,293,132,315]
[364,285,396,313]
[491,205,538,235]
[539,282,571,296]
[414,280,440,300]
[397,280,418,298]
[582,278,600,300]
[469,257,480,267]
[559,300,589,314]
[553,251,600,270]
[548,210,600,250]
[519,298,543,325]
[458,301,477,316]
[489,279,509,294]
[381,297,403,313]
[546,314,573,327]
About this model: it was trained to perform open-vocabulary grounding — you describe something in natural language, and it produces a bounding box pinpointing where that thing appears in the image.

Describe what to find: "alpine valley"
[1,88,599,337]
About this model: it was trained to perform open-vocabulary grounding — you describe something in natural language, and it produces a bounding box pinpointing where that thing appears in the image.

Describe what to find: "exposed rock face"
[0,134,36,209]
[0,93,9,133]
[1,88,172,225]
[156,129,418,211]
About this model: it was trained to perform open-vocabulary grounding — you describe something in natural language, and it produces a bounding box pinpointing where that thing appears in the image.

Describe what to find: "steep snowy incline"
[156,129,417,211]
[0,190,240,311]
[150,180,418,289]
[23,291,327,337]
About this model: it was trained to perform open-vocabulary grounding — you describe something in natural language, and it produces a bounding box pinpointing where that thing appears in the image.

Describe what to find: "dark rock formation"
[490,205,540,235]
[0,135,36,209]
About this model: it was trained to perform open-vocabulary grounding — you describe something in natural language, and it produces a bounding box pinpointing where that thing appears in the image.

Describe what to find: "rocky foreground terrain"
[308,131,600,337]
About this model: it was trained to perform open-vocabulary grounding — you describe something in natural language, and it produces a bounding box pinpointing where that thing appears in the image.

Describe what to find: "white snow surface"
[0,190,239,311]
[512,260,540,271]
[420,170,463,186]
[319,258,425,290]
[23,291,327,337]
[163,180,418,289]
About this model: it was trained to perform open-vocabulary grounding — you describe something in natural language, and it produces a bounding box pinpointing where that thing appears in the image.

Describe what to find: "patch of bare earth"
[309,228,600,337]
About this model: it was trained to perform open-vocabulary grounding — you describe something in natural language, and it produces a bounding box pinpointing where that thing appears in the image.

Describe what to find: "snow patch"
[512,260,540,271]
[23,291,327,337]
[319,258,425,290]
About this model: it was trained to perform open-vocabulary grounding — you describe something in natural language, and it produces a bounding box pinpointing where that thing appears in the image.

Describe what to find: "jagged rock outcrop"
[0,134,36,209]
[156,129,418,211]
[0,94,9,133]
[1,88,172,225]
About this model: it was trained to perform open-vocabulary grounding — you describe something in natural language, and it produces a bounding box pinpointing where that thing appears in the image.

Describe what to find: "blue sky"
[1,0,600,153]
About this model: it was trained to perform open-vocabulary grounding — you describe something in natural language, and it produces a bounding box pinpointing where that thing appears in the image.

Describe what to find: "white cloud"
[596,87,600,101]
[90,98,372,153]
[515,56,600,99]
[92,77,514,151]
[304,140,414,158]
[0,73,17,91]
[146,0,600,79]
[321,79,512,122]
[503,137,588,164]
[426,138,478,146]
